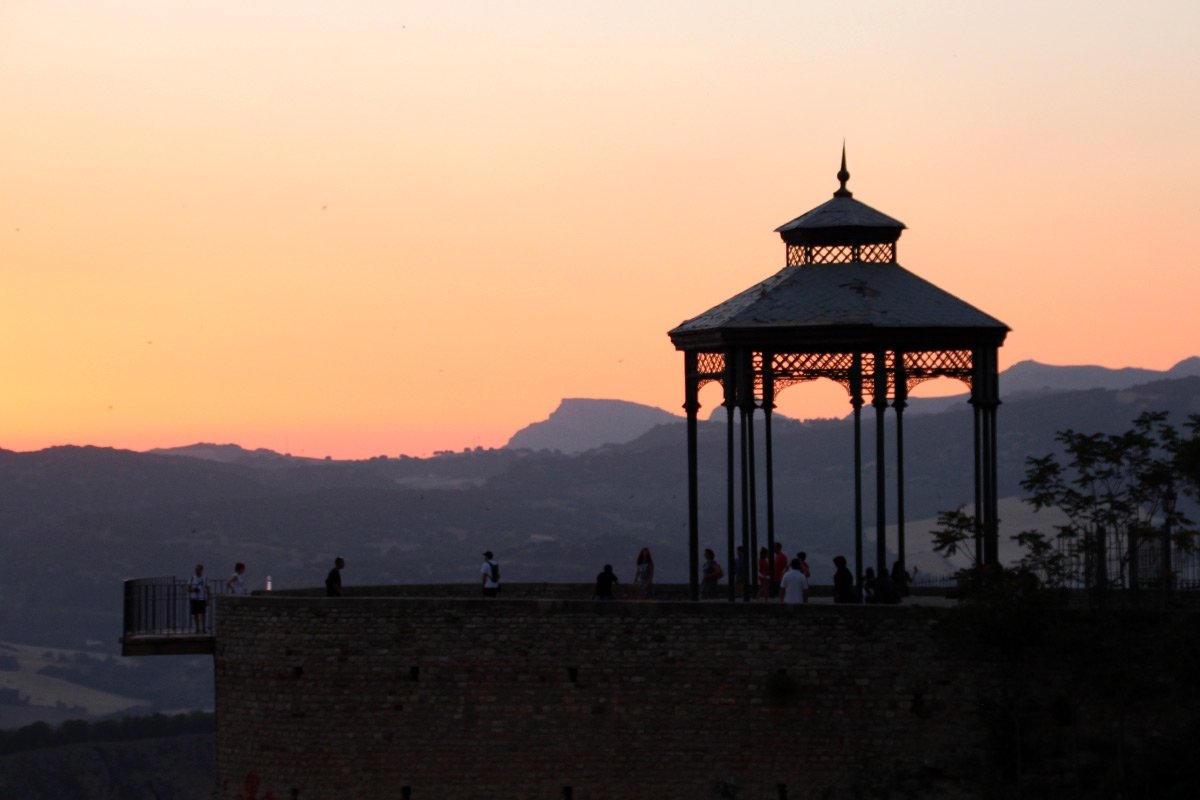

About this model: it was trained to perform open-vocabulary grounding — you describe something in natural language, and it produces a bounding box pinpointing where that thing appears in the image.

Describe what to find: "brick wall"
[214,597,983,800]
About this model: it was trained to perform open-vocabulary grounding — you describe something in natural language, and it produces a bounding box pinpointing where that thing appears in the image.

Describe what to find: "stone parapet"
[215,595,975,799]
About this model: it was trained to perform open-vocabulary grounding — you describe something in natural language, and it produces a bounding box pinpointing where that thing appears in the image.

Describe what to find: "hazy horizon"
[3,355,1196,459]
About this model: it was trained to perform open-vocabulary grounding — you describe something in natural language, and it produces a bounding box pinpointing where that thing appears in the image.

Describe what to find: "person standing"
[733,546,747,599]
[226,562,248,596]
[700,548,723,599]
[862,567,878,604]
[756,547,771,600]
[481,551,500,597]
[780,558,810,604]
[795,552,812,580]
[594,564,620,601]
[635,548,654,599]
[325,557,345,597]
[187,564,209,633]
[891,560,912,598]
[770,542,788,599]
[832,555,856,604]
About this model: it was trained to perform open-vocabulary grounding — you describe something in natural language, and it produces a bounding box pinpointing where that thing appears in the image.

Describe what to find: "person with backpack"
[481,551,500,597]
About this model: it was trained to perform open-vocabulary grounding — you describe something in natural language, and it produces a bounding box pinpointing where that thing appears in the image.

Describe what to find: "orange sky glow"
[2,1,1198,458]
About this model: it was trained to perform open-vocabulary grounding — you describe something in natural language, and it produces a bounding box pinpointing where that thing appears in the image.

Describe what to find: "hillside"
[0,376,1197,715]
[905,355,1200,415]
[0,733,214,799]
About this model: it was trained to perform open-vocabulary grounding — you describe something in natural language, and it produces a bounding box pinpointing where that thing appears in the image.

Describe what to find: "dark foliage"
[0,711,213,757]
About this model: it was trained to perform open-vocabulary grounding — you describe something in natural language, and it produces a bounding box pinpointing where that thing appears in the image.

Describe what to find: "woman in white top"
[227,562,248,595]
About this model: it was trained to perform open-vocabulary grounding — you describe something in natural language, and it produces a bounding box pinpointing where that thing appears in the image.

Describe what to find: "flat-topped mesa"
[774,147,907,265]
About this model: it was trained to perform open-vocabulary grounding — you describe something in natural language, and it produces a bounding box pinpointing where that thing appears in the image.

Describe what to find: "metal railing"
[122,576,233,639]
[1055,528,1200,592]
[910,572,959,589]
[909,528,1199,595]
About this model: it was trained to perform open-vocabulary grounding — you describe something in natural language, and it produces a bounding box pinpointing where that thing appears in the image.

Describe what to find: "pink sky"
[2,1,1198,458]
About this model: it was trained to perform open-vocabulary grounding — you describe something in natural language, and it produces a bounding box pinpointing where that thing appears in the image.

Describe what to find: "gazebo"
[668,152,1010,600]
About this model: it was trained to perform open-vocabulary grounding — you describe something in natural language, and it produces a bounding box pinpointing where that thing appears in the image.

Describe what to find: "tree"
[1020,411,1195,596]
[1177,413,1200,499]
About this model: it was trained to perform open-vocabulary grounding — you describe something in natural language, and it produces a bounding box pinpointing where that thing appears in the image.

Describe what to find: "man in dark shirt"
[325,557,345,597]
[593,564,620,601]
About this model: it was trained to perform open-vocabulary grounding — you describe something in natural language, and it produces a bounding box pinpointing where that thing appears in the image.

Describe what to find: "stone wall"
[214,593,1200,799]
[214,596,982,800]
[259,581,951,601]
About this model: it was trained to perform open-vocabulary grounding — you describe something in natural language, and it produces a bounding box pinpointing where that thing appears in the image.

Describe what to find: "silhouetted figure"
[862,567,878,603]
[635,548,654,599]
[187,564,209,632]
[700,548,723,599]
[795,551,811,579]
[325,557,345,597]
[757,547,771,600]
[832,556,855,603]
[733,545,747,598]
[594,564,620,601]
[481,551,500,597]
[891,560,913,598]
[875,569,900,604]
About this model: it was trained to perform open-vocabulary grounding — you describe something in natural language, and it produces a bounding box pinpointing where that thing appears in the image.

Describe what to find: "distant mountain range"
[148,443,324,468]
[506,398,681,453]
[1,361,1198,719]
[509,357,1200,454]
[904,356,1200,415]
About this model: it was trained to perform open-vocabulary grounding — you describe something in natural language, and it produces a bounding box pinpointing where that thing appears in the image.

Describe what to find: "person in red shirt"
[770,542,787,599]
[795,551,812,579]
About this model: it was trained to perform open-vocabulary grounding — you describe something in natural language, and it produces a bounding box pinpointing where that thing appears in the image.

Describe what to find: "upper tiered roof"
[668,150,1009,352]
[773,147,906,247]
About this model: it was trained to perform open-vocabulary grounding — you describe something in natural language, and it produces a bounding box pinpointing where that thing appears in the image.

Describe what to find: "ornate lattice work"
[697,352,725,374]
[697,348,973,407]
[770,352,859,397]
[785,242,896,266]
[903,350,973,393]
[859,243,895,262]
[696,351,726,392]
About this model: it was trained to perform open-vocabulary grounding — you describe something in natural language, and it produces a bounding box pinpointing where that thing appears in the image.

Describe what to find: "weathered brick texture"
[215,594,981,800]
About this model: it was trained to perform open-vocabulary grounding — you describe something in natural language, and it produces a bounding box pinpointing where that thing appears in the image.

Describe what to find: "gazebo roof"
[774,196,906,245]
[669,260,1008,339]
[669,152,1009,352]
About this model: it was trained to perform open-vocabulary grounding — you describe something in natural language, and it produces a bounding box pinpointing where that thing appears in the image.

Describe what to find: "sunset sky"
[2,1,1197,459]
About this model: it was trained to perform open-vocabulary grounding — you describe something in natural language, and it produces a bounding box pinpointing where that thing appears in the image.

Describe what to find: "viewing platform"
[121,576,234,656]
[121,578,956,656]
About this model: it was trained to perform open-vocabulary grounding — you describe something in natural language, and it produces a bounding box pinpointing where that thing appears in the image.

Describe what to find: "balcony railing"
[121,576,234,656]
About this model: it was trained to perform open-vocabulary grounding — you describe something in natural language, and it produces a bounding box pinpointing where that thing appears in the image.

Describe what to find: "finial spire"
[833,142,852,198]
